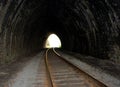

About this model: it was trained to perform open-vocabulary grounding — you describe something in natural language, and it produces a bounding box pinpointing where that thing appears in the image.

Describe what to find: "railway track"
[4,49,107,87]
[44,48,107,87]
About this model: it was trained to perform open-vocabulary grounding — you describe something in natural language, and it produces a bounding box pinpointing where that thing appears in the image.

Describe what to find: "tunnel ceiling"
[0,0,120,63]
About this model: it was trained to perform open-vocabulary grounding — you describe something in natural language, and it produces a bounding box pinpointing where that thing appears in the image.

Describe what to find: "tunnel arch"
[0,0,120,64]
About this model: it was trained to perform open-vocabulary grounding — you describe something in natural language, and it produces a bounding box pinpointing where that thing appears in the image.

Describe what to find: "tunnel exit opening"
[45,34,62,48]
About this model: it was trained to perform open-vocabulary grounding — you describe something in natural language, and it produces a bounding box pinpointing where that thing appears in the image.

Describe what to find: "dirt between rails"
[0,53,38,87]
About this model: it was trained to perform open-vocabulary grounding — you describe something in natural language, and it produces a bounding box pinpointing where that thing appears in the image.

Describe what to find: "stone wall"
[0,0,120,64]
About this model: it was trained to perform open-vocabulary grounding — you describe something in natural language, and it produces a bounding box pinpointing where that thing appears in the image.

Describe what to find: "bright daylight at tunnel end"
[45,33,62,48]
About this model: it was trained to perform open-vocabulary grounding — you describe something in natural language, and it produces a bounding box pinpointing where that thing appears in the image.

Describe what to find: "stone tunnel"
[0,0,120,64]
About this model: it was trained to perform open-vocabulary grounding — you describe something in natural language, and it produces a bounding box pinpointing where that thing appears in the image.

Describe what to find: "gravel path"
[4,52,45,87]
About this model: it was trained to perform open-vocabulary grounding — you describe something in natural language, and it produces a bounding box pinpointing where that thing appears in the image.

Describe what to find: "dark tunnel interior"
[0,0,120,64]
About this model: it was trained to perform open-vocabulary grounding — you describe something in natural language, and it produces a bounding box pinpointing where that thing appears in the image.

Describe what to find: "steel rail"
[45,48,54,87]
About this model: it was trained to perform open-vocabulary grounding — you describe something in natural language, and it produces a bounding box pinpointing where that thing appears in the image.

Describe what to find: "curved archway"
[45,34,62,48]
